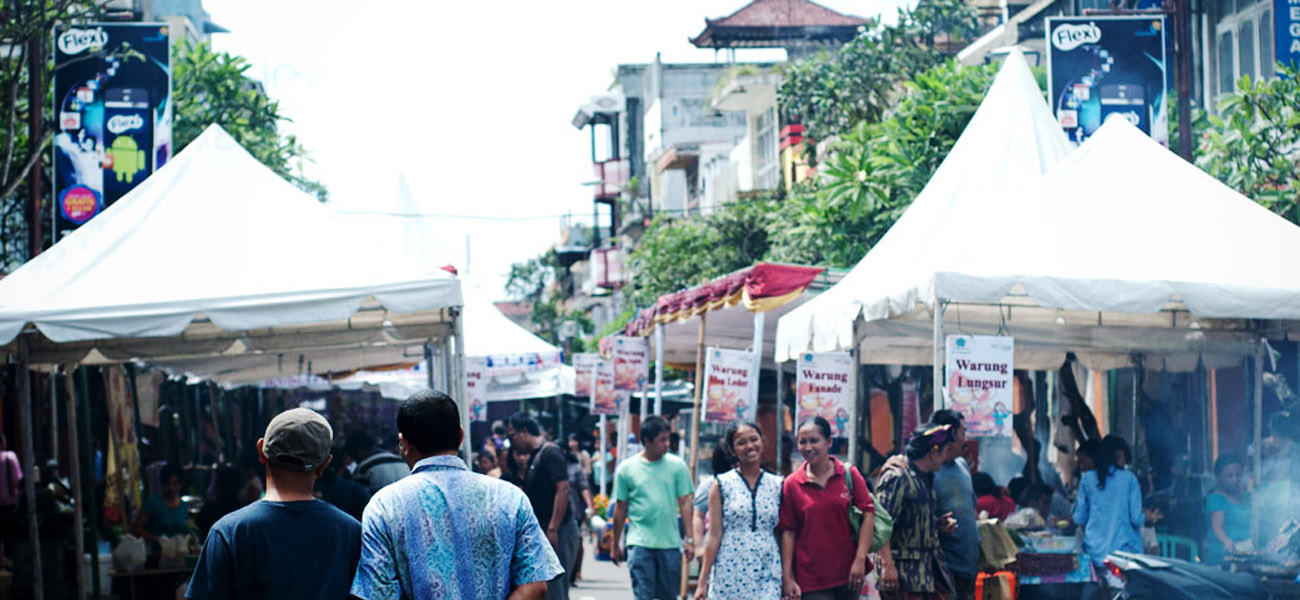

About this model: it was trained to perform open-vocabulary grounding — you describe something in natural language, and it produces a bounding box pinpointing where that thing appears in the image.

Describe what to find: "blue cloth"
[142,493,191,537]
[934,458,981,576]
[186,499,360,600]
[1204,491,1252,565]
[1072,467,1144,564]
[628,546,682,600]
[350,455,563,600]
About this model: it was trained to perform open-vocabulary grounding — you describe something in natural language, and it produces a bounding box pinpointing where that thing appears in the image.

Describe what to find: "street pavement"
[569,538,635,600]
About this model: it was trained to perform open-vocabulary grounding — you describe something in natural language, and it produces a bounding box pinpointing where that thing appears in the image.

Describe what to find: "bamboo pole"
[682,313,708,599]
[17,337,44,600]
[64,368,86,600]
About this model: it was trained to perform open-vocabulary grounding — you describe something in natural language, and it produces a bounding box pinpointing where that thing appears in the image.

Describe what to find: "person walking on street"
[610,415,695,600]
[564,436,594,587]
[883,410,980,600]
[509,412,580,600]
[779,417,876,600]
[351,391,561,600]
[876,425,959,600]
[187,408,361,600]
[346,431,410,495]
[695,422,783,600]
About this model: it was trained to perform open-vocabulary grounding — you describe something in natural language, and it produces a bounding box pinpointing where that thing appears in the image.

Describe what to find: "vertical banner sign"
[702,347,757,423]
[574,353,599,397]
[1047,16,1168,147]
[103,366,141,524]
[52,23,172,240]
[945,335,1014,438]
[1279,0,1300,70]
[613,336,650,392]
[901,378,921,437]
[795,352,854,438]
[591,359,620,415]
[465,357,488,422]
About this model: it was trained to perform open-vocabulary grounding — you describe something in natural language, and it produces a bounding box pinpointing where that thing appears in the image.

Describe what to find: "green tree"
[505,249,595,345]
[1196,68,1300,223]
[172,41,326,201]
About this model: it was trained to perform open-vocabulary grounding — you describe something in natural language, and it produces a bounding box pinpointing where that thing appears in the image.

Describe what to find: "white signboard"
[465,356,488,422]
[796,352,854,438]
[613,336,650,392]
[702,347,757,423]
[591,359,620,415]
[574,353,599,398]
[944,335,1014,438]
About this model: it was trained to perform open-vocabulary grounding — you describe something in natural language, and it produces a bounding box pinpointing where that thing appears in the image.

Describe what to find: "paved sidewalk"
[569,538,635,600]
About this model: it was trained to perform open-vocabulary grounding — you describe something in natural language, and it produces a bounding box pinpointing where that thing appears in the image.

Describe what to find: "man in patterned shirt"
[877,425,959,600]
[351,390,563,600]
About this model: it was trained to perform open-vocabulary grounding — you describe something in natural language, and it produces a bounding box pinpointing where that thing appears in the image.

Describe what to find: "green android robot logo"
[109,136,146,183]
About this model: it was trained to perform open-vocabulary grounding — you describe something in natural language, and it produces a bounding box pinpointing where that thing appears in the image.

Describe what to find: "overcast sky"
[205,0,908,299]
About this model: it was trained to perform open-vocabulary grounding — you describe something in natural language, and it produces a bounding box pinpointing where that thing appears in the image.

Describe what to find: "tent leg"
[654,324,665,415]
[1252,341,1263,541]
[64,368,86,600]
[776,363,785,474]
[848,319,861,468]
[751,311,766,419]
[452,311,470,461]
[598,415,608,494]
[684,313,708,600]
[17,338,44,600]
[933,296,945,409]
[423,341,435,391]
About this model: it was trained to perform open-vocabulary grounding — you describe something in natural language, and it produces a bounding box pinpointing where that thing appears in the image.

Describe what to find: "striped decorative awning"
[623,263,825,337]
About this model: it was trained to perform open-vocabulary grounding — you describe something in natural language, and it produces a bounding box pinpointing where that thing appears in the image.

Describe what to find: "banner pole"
[683,313,708,599]
[654,324,665,416]
[17,337,45,600]
[750,311,766,418]
[849,319,861,467]
[933,294,945,409]
[64,367,86,600]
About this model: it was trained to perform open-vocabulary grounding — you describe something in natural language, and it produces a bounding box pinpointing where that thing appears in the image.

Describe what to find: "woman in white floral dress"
[695,422,783,600]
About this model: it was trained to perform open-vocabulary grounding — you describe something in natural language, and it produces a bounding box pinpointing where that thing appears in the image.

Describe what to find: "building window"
[1219,31,1235,95]
[1239,21,1257,81]
[754,108,779,190]
[1260,10,1273,73]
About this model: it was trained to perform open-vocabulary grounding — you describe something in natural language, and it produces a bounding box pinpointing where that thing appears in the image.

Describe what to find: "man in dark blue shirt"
[187,408,361,600]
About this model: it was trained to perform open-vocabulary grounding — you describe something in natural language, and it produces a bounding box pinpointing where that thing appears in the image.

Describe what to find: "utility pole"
[27,31,45,258]
[1173,0,1194,162]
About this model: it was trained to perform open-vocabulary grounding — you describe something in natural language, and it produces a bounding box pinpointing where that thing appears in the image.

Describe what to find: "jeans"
[546,520,581,600]
[628,546,682,600]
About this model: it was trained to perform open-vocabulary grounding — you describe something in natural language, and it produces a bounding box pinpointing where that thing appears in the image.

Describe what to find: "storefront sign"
[795,352,854,438]
[53,23,171,240]
[613,336,650,392]
[1278,0,1300,69]
[591,359,620,415]
[702,347,757,423]
[465,357,488,422]
[945,335,1014,438]
[1047,16,1168,147]
[574,353,599,397]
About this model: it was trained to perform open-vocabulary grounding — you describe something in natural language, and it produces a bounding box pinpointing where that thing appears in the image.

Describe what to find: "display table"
[110,567,193,600]
[1012,552,1096,585]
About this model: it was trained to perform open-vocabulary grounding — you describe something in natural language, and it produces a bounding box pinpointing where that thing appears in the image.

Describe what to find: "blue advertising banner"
[52,23,171,240]
[1279,0,1300,69]
[1047,16,1169,147]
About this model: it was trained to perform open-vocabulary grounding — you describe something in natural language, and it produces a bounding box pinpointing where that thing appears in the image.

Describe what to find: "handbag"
[844,463,894,552]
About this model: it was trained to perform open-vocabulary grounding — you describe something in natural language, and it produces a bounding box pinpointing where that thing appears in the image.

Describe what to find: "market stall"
[0,125,466,598]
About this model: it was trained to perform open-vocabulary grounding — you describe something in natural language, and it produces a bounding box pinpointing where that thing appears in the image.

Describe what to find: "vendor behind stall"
[130,463,191,542]
[1205,453,1251,565]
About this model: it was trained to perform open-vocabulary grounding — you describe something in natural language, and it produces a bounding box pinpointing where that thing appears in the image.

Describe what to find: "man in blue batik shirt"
[351,390,563,600]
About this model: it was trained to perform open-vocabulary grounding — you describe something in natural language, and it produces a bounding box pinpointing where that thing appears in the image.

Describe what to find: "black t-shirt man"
[186,499,361,600]
[523,442,572,527]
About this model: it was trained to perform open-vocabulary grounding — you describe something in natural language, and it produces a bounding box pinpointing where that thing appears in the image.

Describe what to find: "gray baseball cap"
[262,408,333,471]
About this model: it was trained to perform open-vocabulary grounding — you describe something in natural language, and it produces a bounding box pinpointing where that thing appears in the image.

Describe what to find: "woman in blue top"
[1072,437,1144,569]
[1205,453,1251,565]
[130,463,192,542]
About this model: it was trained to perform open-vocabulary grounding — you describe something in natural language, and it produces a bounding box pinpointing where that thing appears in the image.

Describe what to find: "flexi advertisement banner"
[53,23,171,240]
[591,359,620,415]
[1277,0,1300,70]
[795,352,854,438]
[574,353,599,397]
[465,357,488,422]
[613,336,650,392]
[1047,16,1168,147]
[702,347,757,423]
[944,335,1014,438]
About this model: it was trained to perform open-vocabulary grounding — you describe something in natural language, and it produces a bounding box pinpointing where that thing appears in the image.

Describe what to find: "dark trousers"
[952,573,977,600]
[628,546,681,600]
[545,520,581,600]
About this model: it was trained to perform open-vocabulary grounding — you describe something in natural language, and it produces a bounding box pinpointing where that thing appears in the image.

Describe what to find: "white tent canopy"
[777,50,1300,371]
[0,125,464,376]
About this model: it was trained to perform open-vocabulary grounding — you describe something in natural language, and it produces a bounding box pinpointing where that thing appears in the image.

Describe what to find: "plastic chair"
[1157,534,1200,562]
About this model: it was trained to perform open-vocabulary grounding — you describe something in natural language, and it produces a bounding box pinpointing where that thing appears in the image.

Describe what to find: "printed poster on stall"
[796,352,854,438]
[945,335,1014,438]
[591,359,621,415]
[1047,16,1168,147]
[613,336,650,392]
[574,353,599,397]
[103,366,141,524]
[702,347,757,423]
[465,357,488,422]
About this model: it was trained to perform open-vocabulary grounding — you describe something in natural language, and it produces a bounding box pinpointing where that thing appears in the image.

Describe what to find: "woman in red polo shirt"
[778,417,875,600]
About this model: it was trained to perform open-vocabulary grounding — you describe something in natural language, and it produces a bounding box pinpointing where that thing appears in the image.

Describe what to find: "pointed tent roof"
[775,50,1073,362]
[0,125,462,370]
[777,52,1300,370]
[691,0,866,49]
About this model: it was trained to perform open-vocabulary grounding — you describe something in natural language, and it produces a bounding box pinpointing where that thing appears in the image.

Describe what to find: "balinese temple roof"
[690,0,867,49]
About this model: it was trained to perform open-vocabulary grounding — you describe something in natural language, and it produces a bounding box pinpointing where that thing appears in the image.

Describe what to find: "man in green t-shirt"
[611,416,695,600]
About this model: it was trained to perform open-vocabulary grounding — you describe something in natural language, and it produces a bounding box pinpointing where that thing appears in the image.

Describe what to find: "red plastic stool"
[975,571,1016,600]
